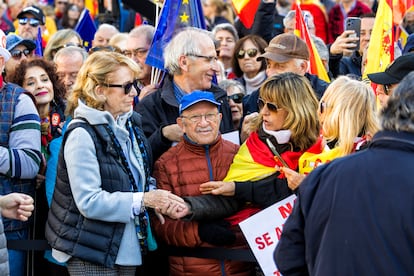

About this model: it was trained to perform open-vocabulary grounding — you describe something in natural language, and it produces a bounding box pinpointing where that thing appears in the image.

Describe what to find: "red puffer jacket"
[153,135,254,276]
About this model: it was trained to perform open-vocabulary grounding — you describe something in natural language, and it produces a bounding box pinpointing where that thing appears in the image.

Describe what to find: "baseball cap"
[0,30,11,62]
[367,53,414,85]
[6,34,36,52]
[257,33,310,63]
[17,5,46,25]
[179,91,221,114]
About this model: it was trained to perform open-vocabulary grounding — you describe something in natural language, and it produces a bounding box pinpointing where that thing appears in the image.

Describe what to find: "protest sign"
[239,195,297,275]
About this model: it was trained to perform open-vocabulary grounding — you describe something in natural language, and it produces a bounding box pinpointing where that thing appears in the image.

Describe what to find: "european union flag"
[75,9,97,52]
[146,0,206,70]
[35,27,43,56]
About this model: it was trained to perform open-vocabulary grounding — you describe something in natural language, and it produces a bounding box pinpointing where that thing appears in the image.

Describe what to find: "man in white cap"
[0,29,41,276]
[16,5,46,41]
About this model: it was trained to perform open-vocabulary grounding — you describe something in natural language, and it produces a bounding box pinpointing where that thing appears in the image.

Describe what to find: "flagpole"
[151,0,163,85]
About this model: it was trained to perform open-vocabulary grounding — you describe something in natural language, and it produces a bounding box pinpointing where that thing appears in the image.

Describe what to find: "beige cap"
[258,33,310,63]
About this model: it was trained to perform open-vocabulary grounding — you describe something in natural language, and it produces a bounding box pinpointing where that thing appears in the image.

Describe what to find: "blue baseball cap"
[6,34,36,52]
[179,91,221,114]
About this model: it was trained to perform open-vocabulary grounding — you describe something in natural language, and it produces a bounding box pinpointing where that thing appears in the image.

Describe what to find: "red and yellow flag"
[363,0,394,79]
[231,0,261,29]
[294,4,330,82]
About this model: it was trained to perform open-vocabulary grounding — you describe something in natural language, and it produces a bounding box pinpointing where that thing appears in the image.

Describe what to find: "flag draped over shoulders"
[146,0,206,70]
[299,147,341,174]
[224,132,304,182]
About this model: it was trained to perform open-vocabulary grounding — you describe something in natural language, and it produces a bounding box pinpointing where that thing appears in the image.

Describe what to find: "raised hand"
[280,167,305,190]
[199,181,235,196]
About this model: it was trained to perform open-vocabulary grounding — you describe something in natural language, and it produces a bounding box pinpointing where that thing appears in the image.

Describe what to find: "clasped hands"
[143,189,190,224]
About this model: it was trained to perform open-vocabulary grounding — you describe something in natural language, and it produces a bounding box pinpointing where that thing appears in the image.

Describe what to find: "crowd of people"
[1,0,414,276]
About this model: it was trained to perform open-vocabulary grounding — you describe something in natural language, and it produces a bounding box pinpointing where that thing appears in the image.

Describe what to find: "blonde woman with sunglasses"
[45,52,186,275]
[282,76,380,189]
[200,72,321,209]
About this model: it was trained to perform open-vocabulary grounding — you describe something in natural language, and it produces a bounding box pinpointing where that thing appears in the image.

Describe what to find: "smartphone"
[345,17,361,51]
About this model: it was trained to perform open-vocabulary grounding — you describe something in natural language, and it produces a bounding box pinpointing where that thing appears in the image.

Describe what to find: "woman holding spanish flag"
[200,72,322,212]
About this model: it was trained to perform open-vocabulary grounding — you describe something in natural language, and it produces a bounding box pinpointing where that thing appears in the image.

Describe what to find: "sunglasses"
[257,97,279,112]
[383,84,393,96]
[18,18,40,27]
[105,79,140,95]
[319,101,328,114]
[237,48,258,59]
[10,49,31,59]
[227,93,244,104]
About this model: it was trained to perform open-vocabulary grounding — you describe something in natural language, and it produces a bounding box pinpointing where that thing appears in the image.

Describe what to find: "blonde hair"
[108,33,128,52]
[66,51,141,116]
[256,72,320,150]
[320,76,380,155]
[43,29,82,61]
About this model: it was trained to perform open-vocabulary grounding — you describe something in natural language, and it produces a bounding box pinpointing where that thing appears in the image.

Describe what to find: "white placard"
[221,130,240,145]
[239,195,297,276]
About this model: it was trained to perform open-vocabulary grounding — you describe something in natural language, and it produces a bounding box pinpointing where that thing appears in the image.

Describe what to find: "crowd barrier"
[7,240,258,262]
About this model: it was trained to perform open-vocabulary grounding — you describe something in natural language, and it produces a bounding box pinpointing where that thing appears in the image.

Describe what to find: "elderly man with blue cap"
[151,90,254,276]
[4,33,36,80]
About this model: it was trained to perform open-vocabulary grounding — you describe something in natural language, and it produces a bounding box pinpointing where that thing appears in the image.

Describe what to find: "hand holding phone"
[345,17,361,51]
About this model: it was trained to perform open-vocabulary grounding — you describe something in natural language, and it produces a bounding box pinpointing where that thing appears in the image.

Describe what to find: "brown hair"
[232,35,268,78]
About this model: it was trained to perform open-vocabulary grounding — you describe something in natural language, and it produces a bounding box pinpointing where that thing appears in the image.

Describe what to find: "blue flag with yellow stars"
[75,9,97,52]
[145,0,206,70]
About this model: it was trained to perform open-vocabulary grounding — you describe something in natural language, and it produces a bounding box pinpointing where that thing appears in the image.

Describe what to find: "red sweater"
[327,0,372,43]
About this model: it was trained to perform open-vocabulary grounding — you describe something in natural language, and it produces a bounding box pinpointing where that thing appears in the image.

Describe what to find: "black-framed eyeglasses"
[181,112,219,123]
[123,47,149,58]
[187,53,218,64]
[18,18,40,27]
[257,97,279,112]
[56,1,68,5]
[227,93,244,104]
[105,79,140,95]
[10,49,31,59]
[319,100,328,114]
[237,48,258,59]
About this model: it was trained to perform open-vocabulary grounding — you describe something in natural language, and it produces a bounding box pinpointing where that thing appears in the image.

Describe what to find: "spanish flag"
[224,131,304,225]
[294,3,330,82]
[231,0,261,29]
[362,0,394,79]
[224,132,305,182]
